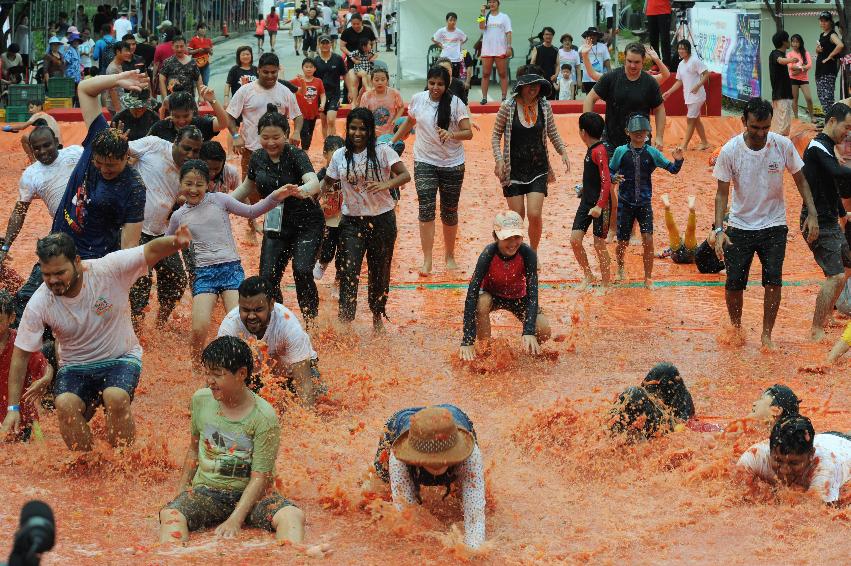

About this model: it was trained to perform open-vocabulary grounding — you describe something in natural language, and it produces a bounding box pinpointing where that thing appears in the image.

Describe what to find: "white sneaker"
[313,262,326,280]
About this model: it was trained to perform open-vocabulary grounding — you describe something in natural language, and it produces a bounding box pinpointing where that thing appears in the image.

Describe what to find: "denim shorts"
[164,486,296,532]
[192,261,245,296]
[54,356,142,419]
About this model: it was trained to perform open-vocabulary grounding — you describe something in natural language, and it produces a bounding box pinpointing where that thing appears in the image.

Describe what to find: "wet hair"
[624,42,646,58]
[641,363,695,421]
[201,336,254,385]
[677,39,692,55]
[446,12,457,20]
[560,33,573,44]
[770,415,815,455]
[323,134,345,153]
[30,121,51,134]
[36,232,78,263]
[235,45,253,66]
[257,103,290,136]
[610,386,671,440]
[344,107,382,184]
[238,275,275,300]
[167,90,197,113]
[371,67,389,80]
[772,31,789,49]
[175,124,204,145]
[200,140,226,162]
[0,290,14,315]
[763,384,800,420]
[28,99,44,109]
[826,102,851,123]
[302,57,316,68]
[179,159,210,182]
[789,34,807,57]
[435,56,452,67]
[426,66,452,130]
[743,97,773,122]
[258,52,280,68]
[92,127,129,159]
[578,111,604,139]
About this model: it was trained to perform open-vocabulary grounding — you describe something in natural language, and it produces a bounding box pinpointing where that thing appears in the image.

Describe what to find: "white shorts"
[771,99,793,136]
[686,102,704,119]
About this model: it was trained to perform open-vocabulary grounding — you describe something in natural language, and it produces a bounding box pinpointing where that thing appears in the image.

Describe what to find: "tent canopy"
[398,0,597,81]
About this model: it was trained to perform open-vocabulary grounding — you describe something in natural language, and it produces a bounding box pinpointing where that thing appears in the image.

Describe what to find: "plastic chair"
[426,44,440,74]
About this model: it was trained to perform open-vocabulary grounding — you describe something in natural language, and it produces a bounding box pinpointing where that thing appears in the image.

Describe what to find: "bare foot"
[661,193,671,208]
[372,314,385,334]
[761,333,776,350]
[688,195,696,209]
[810,327,828,342]
[694,142,710,151]
[644,278,654,289]
[577,273,596,291]
[615,267,626,282]
[445,256,459,270]
[418,258,433,276]
[606,231,616,244]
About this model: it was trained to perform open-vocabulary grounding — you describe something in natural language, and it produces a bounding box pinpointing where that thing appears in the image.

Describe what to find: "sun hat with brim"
[493,210,524,240]
[67,26,80,35]
[581,26,604,39]
[391,407,475,467]
[68,33,82,43]
[512,73,552,98]
[626,114,652,132]
[48,36,63,45]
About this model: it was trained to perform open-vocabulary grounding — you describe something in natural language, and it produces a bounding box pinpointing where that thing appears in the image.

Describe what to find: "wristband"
[232,133,241,139]
[713,226,724,234]
[7,405,19,412]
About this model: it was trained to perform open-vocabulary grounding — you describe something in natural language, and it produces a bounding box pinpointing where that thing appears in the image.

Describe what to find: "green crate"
[8,84,45,107]
[5,106,31,123]
[47,77,76,98]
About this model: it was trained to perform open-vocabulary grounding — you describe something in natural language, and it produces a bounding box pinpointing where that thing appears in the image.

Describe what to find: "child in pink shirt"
[358,68,404,136]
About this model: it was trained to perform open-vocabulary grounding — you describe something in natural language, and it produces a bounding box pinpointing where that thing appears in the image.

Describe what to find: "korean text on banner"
[689,7,760,100]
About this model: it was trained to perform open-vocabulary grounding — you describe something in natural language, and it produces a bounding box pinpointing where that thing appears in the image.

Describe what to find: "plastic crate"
[5,106,31,123]
[7,84,45,107]
[44,97,73,110]
[0,109,6,122]
[47,77,76,98]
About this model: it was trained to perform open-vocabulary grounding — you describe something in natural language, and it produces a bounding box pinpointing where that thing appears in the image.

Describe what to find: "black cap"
[819,11,833,21]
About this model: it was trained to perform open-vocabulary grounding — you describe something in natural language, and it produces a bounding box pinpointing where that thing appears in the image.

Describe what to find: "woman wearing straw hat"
[491,68,570,252]
[373,404,485,549]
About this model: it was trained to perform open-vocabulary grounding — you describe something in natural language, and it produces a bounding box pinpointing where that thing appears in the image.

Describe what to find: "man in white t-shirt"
[433,12,467,78]
[0,126,83,320]
[226,51,303,177]
[737,415,851,504]
[579,27,610,93]
[217,276,322,406]
[663,40,710,150]
[127,128,204,329]
[0,228,192,450]
[713,98,819,349]
[113,11,133,43]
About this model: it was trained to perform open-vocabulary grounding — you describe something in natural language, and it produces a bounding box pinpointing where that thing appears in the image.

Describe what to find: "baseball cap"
[493,211,524,240]
[318,35,331,43]
[626,114,651,132]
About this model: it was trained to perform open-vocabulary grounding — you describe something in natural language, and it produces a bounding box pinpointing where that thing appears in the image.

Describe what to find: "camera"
[6,501,55,566]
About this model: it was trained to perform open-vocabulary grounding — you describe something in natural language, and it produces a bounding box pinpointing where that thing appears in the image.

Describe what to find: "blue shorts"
[54,357,142,418]
[192,261,245,296]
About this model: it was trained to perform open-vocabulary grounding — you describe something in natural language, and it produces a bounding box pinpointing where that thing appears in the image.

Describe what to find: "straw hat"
[392,407,475,467]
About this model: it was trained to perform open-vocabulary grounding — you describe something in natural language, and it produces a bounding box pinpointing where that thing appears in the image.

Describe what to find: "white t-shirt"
[407,91,468,168]
[583,43,610,83]
[557,76,574,100]
[433,27,467,62]
[16,247,147,365]
[713,133,803,230]
[327,143,401,216]
[18,145,84,217]
[218,303,317,368]
[79,38,95,68]
[113,17,133,41]
[128,136,179,236]
[480,12,511,57]
[737,434,851,503]
[676,55,708,105]
[558,48,581,83]
[226,81,302,151]
[601,0,616,18]
[321,5,333,28]
[294,14,308,37]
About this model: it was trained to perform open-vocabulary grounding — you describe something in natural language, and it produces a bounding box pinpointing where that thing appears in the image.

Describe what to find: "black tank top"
[536,45,559,79]
[816,31,839,76]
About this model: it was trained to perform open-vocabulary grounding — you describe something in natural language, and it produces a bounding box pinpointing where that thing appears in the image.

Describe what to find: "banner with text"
[689,7,761,100]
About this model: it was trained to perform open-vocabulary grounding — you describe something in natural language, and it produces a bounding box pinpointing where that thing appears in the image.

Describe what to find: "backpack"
[98,37,116,73]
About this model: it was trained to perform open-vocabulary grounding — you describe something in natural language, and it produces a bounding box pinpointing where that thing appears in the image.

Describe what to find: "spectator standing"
[188,23,214,86]
[266,6,281,52]
[815,12,844,115]
[646,0,672,66]
[530,27,559,99]
[93,23,116,75]
[769,31,795,136]
[433,12,467,79]
[63,33,83,85]
[787,34,814,120]
[579,27,609,94]
[113,10,133,40]
[79,29,96,76]
[477,0,512,104]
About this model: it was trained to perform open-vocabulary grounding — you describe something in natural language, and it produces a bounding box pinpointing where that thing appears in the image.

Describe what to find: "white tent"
[397,0,598,81]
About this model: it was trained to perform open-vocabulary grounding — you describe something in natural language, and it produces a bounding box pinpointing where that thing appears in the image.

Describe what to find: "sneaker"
[313,262,326,280]
[480,98,487,105]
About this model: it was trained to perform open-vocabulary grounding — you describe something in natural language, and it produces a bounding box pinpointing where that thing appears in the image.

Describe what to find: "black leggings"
[319,225,342,268]
[129,233,188,321]
[259,213,324,321]
[337,210,397,321]
[300,118,317,151]
[647,13,672,66]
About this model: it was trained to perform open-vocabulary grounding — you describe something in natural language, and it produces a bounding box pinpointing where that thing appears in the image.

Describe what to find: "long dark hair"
[344,107,382,183]
[790,33,808,58]
[426,65,453,130]
[257,103,290,136]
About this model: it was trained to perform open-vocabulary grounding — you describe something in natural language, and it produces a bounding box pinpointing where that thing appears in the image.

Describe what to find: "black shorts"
[485,293,541,321]
[255,34,264,40]
[617,201,653,241]
[606,16,615,30]
[803,220,851,277]
[268,30,278,36]
[324,93,341,112]
[723,225,788,291]
[572,199,611,239]
[582,82,595,94]
[790,78,809,86]
[451,61,462,78]
[503,176,548,198]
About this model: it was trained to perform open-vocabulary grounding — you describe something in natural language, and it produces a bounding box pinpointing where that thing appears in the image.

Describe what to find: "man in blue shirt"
[92,23,115,74]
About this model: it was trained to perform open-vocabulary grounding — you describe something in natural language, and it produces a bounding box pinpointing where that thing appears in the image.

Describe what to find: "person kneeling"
[459,211,551,361]
[374,405,485,549]
[160,336,306,544]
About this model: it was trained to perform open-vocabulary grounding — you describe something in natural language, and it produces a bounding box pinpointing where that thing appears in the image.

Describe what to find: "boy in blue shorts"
[609,114,684,286]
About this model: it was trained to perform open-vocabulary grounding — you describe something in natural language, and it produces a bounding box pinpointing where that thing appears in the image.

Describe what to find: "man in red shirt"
[291,58,326,150]
[188,22,213,85]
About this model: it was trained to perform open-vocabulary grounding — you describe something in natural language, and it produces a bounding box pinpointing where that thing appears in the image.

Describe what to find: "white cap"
[493,211,524,240]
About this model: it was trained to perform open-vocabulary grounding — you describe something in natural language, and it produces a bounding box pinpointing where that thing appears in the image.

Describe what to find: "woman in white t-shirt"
[323,107,411,332]
[392,66,473,275]
[662,40,710,150]
[477,0,512,104]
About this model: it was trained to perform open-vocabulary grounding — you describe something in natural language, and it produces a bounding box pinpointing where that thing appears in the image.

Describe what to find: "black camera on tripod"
[672,1,695,22]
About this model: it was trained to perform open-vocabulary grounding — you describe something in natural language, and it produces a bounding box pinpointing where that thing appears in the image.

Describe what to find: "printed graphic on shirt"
[93,296,113,317]
[201,423,253,480]
[372,106,391,130]
[303,84,319,104]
